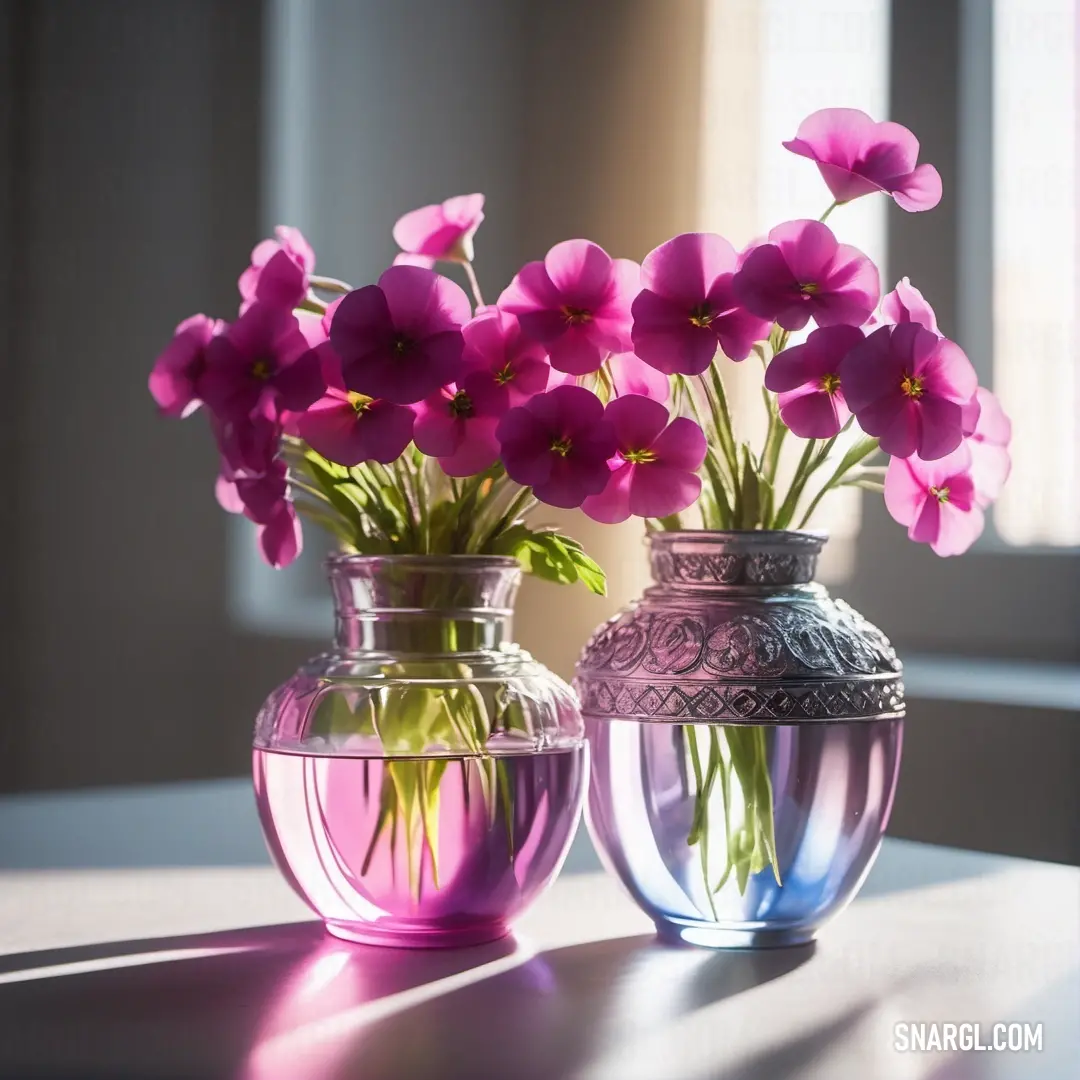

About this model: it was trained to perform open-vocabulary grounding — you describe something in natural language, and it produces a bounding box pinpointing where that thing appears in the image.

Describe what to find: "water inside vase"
[253,746,586,944]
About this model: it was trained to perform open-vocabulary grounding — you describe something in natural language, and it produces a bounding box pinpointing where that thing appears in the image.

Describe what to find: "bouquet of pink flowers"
[151,107,1012,896]
[151,107,1011,587]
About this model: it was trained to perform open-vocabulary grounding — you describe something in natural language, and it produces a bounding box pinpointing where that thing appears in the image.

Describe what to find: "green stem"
[462,260,485,309]
[287,476,334,506]
[795,436,881,529]
[685,727,719,921]
[819,200,839,223]
[698,368,740,482]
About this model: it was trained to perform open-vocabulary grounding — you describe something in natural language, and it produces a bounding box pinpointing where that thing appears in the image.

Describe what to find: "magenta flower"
[414,371,509,477]
[149,314,221,417]
[841,323,978,460]
[582,395,705,523]
[783,108,943,212]
[609,351,670,403]
[631,233,772,374]
[239,226,315,312]
[498,240,639,375]
[885,445,984,556]
[461,308,553,404]
[496,384,616,508]
[961,387,1012,506]
[213,410,281,478]
[215,454,302,567]
[294,344,415,466]
[258,503,303,568]
[199,304,327,422]
[392,193,486,263]
[329,265,470,405]
[764,325,864,438]
[732,220,879,332]
[881,277,938,333]
[229,458,289,523]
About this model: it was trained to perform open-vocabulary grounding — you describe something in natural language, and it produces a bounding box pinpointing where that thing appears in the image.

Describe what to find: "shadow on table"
[0,920,814,1080]
[855,838,999,900]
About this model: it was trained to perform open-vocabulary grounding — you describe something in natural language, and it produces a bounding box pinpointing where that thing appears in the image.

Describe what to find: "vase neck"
[327,556,521,654]
[648,531,826,590]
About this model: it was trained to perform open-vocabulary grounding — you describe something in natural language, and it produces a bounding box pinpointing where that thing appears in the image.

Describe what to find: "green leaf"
[566,543,607,596]
[492,526,605,593]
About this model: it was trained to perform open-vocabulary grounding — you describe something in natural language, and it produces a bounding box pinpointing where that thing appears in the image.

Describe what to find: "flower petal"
[581,462,634,523]
[778,386,846,439]
[604,394,669,453]
[544,239,615,307]
[891,163,943,212]
[628,463,702,519]
[650,416,707,471]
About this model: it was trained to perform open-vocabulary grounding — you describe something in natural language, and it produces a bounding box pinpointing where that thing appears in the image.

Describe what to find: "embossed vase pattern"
[575,531,905,948]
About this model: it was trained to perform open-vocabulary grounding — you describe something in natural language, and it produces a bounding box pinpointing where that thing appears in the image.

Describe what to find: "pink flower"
[732,220,879,332]
[783,108,943,212]
[609,351,670,403]
[294,343,415,466]
[461,308,553,404]
[414,371,509,477]
[148,314,222,417]
[258,503,303,569]
[631,233,772,374]
[881,277,938,333]
[841,323,978,460]
[764,325,864,438]
[496,384,616,508]
[239,226,316,311]
[582,395,705,523]
[961,387,1012,506]
[392,193,486,263]
[199,304,327,422]
[498,240,639,375]
[884,445,984,556]
[215,456,303,568]
[329,265,470,406]
[213,411,281,477]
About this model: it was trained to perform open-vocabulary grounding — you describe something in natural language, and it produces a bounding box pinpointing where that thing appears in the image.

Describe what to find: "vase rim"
[647,529,828,547]
[326,552,520,571]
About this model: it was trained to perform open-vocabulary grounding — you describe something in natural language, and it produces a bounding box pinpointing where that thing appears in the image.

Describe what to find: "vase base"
[655,918,817,950]
[324,918,512,950]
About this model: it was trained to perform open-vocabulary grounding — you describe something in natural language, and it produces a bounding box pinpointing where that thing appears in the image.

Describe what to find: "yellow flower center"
[901,373,925,399]
[391,334,414,357]
[819,372,841,395]
[251,359,272,380]
[561,305,593,326]
[799,282,820,295]
[688,302,715,329]
[550,436,573,457]
[347,391,373,416]
[929,485,950,503]
[494,362,516,385]
[623,447,657,464]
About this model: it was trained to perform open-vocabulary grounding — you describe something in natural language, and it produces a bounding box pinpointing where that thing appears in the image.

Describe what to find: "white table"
[0,783,1077,1079]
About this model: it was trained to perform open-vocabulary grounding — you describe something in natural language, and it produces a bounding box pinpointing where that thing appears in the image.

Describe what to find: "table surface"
[0,782,1077,1080]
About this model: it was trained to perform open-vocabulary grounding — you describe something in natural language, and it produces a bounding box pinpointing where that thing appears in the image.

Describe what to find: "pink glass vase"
[253,555,587,948]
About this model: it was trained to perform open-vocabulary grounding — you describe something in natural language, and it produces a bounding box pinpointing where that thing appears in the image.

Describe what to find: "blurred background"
[0,0,1076,864]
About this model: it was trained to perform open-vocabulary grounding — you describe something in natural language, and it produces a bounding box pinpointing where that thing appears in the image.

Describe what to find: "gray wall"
[0,0,271,792]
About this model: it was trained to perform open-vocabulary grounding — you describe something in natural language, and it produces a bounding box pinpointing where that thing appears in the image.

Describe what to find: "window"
[992,0,1078,545]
